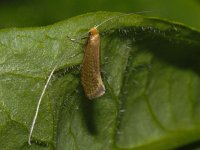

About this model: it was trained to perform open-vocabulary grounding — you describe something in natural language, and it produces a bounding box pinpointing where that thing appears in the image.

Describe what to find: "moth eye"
[88,32,92,36]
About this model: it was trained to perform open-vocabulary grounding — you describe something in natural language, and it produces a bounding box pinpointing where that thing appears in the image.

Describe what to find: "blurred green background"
[0,0,200,29]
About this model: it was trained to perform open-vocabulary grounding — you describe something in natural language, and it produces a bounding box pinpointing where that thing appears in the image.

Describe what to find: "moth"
[81,27,105,99]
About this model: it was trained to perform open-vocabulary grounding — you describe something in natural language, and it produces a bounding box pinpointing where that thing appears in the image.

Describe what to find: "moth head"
[89,27,99,36]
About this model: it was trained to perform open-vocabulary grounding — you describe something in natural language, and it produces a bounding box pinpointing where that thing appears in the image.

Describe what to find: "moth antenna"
[94,10,152,29]
[28,45,75,145]
[28,62,59,145]
[67,11,152,42]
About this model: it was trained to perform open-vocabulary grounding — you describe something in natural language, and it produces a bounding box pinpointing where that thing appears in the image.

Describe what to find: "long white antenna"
[94,11,152,29]
[69,11,152,41]
[28,62,59,145]
[28,38,80,145]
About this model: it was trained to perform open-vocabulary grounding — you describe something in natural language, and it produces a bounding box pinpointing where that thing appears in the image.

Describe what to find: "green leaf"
[1,11,200,150]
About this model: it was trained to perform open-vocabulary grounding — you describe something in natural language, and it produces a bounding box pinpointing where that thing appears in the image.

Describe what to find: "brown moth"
[81,27,105,99]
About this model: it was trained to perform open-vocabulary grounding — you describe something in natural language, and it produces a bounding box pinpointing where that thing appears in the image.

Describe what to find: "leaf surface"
[0,12,200,150]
